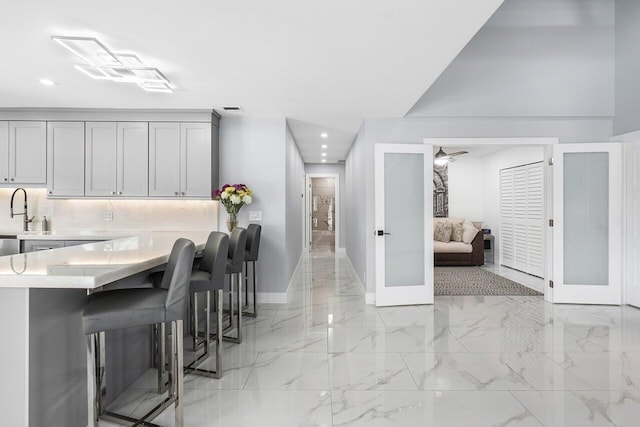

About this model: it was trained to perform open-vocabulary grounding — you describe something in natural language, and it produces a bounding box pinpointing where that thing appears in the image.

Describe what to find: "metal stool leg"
[222,272,243,344]
[172,320,184,427]
[242,261,257,318]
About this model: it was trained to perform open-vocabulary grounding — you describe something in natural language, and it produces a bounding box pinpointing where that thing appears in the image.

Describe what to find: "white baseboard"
[257,292,288,304]
[257,252,305,305]
[344,254,368,298]
[365,293,376,305]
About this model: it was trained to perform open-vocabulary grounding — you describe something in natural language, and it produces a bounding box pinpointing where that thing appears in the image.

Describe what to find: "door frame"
[375,143,433,306]
[305,173,340,252]
[424,137,558,302]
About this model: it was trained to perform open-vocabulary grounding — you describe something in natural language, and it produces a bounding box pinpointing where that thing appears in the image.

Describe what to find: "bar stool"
[83,238,195,427]
[224,227,246,344]
[185,231,228,378]
[243,224,262,317]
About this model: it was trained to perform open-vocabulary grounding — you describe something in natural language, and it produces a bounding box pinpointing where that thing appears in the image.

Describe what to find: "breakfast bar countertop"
[0,230,210,289]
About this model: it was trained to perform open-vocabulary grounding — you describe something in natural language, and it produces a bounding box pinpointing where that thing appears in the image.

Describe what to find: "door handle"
[376,230,391,236]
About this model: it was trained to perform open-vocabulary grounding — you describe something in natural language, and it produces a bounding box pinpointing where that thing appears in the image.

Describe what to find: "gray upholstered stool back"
[245,224,261,262]
[160,238,196,321]
[199,231,229,288]
[227,227,247,274]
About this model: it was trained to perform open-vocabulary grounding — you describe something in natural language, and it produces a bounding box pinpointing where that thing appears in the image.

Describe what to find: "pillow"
[434,222,453,242]
[451,222,464,242]
[462,223,479,244]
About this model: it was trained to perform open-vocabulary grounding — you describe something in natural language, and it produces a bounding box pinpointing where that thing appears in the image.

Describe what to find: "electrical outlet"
[103,211,113,221]
[248,211,262,221]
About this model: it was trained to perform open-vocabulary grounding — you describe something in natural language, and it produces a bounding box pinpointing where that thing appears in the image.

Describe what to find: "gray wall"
[305,162,346,249]
[345,117,612,294]
[408,0,615,118]
[614,0,640,135]
[219,116,304,295]
[285,123,305,282]
[219,116,288,293]
[345,124,368,288]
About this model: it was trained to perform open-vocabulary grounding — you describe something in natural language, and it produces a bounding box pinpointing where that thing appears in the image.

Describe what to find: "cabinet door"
[85,122,117,196]
[0,121,7,183]
[117,122,148,197]
[180,123,211,197]
[9,121,47,184]
[149,122,181,197]
[47,122,85,197]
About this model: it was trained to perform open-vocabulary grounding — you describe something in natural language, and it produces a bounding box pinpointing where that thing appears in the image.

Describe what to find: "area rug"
[434,267,543,296]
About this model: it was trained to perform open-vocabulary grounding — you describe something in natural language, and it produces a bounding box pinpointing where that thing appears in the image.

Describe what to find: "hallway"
[111,252,640,426]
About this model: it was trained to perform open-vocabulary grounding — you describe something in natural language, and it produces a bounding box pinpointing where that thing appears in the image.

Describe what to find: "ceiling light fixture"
[321,153,327,157]
[40,78,56,86]
[51,35,173,93]
[321,144,328,149]
[321,133,328,138]
[322,159,327,163]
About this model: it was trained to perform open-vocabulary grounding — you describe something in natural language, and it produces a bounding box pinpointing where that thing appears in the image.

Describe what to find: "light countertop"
[0,230,128,240]
[0,231,210,289]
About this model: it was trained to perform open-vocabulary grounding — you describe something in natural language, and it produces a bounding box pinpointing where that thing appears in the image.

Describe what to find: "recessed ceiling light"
[322,159,327,163]
[40,78,56,86]
[321,133,328,138]
[321,144,328,149]
[321,153,327,157]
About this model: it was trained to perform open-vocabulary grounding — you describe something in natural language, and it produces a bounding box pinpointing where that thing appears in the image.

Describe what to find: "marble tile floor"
[104,252,640,426]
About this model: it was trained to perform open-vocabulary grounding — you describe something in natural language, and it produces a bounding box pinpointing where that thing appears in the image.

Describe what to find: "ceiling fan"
[434,147,468,165]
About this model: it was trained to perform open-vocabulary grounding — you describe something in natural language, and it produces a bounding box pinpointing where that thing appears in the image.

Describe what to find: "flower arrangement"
[213,184,253,214]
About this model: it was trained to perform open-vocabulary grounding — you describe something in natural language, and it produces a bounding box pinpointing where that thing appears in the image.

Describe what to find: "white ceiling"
[0,0,503,163]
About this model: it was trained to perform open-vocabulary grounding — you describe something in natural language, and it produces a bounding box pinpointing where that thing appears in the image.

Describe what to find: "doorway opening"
[308,176,338,253]
[429,142,550,297]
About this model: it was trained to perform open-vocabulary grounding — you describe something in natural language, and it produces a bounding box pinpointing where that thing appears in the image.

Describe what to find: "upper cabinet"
[0,121,47,185]
[117,122,148,197]
[149,122,181,197]
[150,122,212,198]
[47,122,85,197]
[85,122,149,197]
[0,122,8,183]
[85,122,117,196]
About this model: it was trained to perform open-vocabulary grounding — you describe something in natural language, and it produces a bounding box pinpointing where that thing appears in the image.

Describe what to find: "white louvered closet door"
[499,162,544,277]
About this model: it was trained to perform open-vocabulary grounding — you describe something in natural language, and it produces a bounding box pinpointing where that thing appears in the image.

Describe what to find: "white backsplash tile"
[0,188,218,232]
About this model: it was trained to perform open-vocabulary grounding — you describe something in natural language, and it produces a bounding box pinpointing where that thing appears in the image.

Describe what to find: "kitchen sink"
[0,237,20,256]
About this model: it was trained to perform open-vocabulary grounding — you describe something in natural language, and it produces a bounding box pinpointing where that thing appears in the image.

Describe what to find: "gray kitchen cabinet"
[47,122,85,197]
[0,122,8,183]
[149,122,213,198]
[5,121,47,184]
[149,122,181,197]
[180,123,212,197]
[85,122,148,197]
[85,122,117,196]
[117,122,149,197]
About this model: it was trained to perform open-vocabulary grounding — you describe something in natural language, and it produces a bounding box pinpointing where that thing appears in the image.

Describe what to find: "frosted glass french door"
[552,143,622,305]
[375,144,433,307]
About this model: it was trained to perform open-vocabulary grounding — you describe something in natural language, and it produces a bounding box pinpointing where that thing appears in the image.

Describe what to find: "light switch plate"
[248,211,262,221]
[103,211,113,221]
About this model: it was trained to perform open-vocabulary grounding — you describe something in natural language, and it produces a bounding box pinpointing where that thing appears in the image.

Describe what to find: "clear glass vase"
[226,212,237,233]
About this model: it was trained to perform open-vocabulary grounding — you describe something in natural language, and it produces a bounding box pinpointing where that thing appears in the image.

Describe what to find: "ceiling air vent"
[222,106,243,111]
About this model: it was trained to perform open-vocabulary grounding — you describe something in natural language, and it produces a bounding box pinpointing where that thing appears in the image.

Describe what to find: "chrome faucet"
[10,188,34,232]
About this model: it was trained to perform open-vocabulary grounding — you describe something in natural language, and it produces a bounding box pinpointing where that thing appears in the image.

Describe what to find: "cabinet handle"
[118,191,123,195]
[111,191,116,195]
[181,192,185,196]
[48,191,53,195]
[10,178,14,181]
[175,192,178,196]
[2,178,6,182]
